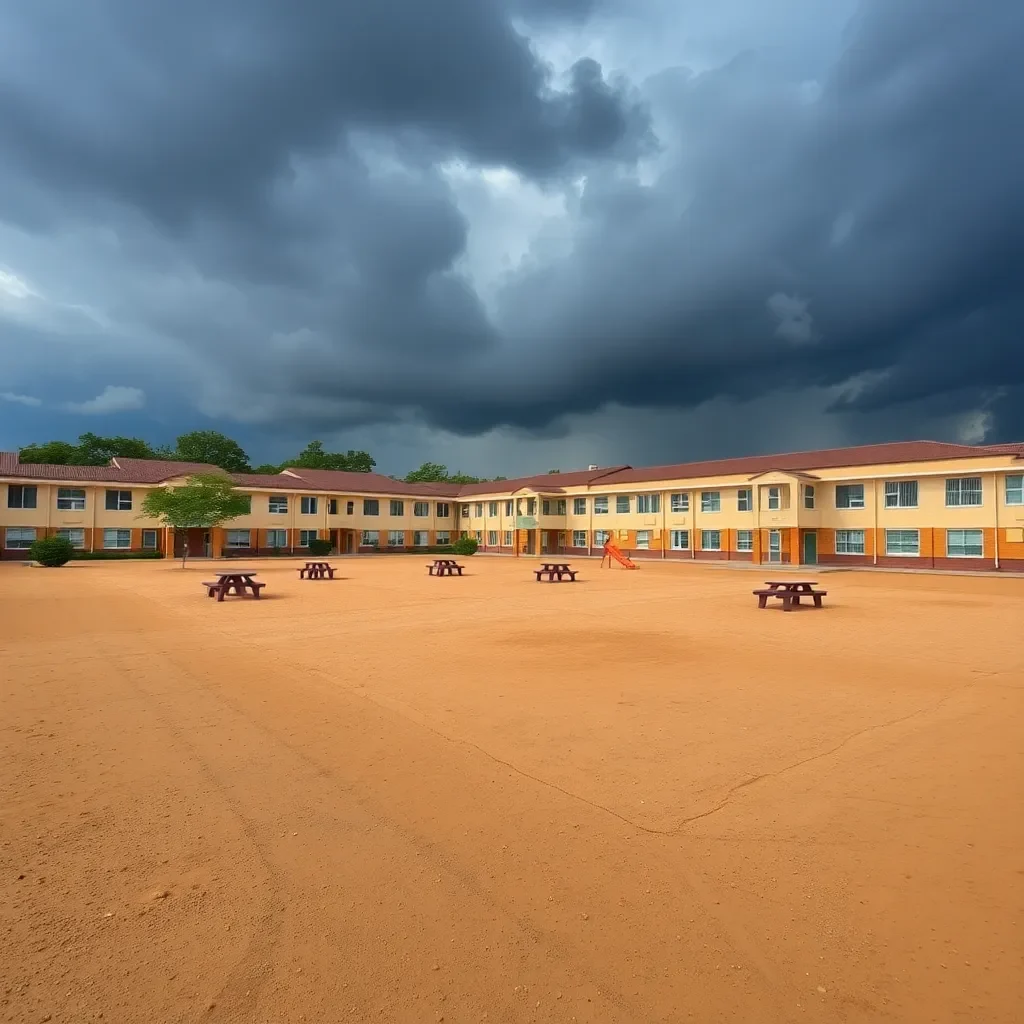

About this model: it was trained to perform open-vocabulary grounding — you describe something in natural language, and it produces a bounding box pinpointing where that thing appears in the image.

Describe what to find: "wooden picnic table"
[753,580,826,611]
[535,562,578,583]
[203,570,265,601]
[427,559,464,576]
[298,561,335,580]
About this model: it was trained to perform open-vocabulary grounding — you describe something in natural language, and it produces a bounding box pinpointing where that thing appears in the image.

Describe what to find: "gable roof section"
[454,466,629,497]
[278,468,464,497]
[110,457,224,482]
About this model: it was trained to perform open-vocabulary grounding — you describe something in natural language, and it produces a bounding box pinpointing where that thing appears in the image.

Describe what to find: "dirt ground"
[1,556,1022,1024]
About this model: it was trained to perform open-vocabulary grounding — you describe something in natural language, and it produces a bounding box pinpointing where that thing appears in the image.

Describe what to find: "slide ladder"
[602,539,637,569]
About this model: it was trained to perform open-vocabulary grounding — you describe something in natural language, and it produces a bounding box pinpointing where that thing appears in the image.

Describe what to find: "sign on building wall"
[516,516,537,529]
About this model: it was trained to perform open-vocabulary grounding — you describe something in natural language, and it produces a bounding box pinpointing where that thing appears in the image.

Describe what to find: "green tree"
[174,430,251,473]
[140,474,251,567]
[18,440,82,464]
[251,463,282,475]
[19,433,167,466]
[452,535,479,556]
[29,535,75,567]
[404,461,450,483]
[286,440,375,472]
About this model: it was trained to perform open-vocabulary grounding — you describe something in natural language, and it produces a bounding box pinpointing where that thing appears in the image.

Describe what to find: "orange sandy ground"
[1,556,1022,1024]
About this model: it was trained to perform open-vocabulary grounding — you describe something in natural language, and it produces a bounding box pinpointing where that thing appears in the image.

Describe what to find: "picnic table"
[535,562,578,583]
[298,561,335,580]
[202,570,265,602]
[427,558,464,576]
[752,580,827,611]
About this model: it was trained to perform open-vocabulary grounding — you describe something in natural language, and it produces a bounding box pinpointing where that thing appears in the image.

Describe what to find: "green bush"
[71,550,164,560]
[29,535,75,567]
[307,537,333,556]
[452,535,479,556]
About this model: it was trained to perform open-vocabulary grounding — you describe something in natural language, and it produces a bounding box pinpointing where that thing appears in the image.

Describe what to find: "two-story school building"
[2,440,1023,571]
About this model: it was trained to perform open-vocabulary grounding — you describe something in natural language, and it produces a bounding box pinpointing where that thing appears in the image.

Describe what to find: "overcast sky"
[1,0,1021,476]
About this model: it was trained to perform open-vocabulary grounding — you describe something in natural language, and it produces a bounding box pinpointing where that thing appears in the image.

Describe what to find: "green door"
[803,531,817,565]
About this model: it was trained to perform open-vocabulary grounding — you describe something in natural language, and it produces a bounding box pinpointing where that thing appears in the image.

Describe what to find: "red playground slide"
[602,540,637,569]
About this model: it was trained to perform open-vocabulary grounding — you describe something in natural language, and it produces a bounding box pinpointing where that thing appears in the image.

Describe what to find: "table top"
[304,561,331,567]
[433,558,457,563]
[540,562,572,569]
[765,580,816,587]
[216,570,258,578]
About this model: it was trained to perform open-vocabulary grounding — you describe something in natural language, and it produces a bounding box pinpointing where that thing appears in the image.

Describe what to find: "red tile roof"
[281,468,463,497]
[454,466,629,496]
[110,457,228,482]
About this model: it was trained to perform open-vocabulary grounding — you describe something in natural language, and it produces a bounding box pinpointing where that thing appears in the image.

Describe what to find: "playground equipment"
[601,539,637,569]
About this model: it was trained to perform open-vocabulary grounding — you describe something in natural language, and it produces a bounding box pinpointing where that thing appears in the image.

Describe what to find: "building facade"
[2,441,1023,570]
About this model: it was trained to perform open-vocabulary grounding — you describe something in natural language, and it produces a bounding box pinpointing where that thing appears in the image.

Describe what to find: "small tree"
[140,474,251,567]
[307,537,333,556]
[452,535,479,556]
[29,535,75,567]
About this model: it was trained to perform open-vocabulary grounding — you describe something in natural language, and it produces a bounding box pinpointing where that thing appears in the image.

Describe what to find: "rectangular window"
[225,529,251,549]
[474,503,483,517]
[572,530,587,548]
[505,500,513,516]
[1006,475,1023,505]
[804,485,815,510]
[503,530,513,546]
[267,529,287,548]
[670,493,689,513]
[636,494,660,514]
[412,531,428,547]
[57,528,86,549]
[297,530,317,547]
[635,530,651,549]
[542,499,551,516]
[885,529,920,555]
[57,487,86,511]
[328,499,338,515]
[5,527,36,549]
[701,491,721,513]
[884,480,918,508]
[616,495,630,513]
[487,530,498,546]
[436,531,450,545]
[389,499,404,517]
[947,528,983,558]
[105,489,132,511]
[103,528,132,550]
[736,529,753,552]
[141,530,158,550]
[412,501,429,517]
[767,486,781,511]
[701,529,721,551]
[670,530,689,550]
[945,477,982,507]
[573,497,587,515]
[594,496,609,514]
[387,530,404,547]
[461,504,471,517]
[269,495,288,514]
[526,499,536,516]
[346,501,354,515]
[361,530,379,546]
[488,501,498,517]
[364,499,380,516]
[593,529,610,548]
[736,489,752,512]
[474,530,482,542]
[7,485,38,509]
[300,496,318,515]
[835,529,865,555]
[436,502,450,518]
[555,499,566,515]
[835,484,865,509]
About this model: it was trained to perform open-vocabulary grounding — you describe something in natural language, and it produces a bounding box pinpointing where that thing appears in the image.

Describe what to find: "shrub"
[307,537,333,556]
[71,550,164,560]
[29,535,75,567]
[452,535,479,556]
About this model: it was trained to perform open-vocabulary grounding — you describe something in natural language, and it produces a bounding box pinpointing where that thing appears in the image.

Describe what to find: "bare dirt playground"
[2,556,1022,1023]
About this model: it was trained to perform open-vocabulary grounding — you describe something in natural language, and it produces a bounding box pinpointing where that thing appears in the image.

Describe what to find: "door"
[203,531,211,557]
[541,531,550,554]
[802,531,817,565]
[768,530,782,563]
[525,531,536,555]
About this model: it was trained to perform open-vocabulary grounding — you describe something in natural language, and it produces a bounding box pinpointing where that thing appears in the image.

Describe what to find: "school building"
[2,440,1023,570]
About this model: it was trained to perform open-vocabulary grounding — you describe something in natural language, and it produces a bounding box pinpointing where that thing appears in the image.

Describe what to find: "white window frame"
[700,491,721,513]
[387,530,405,547]
[461,504,471,517]
[7,484,38,509]
[57,528,86,550]
[436,531,450,545]
[268,495,288,514]
[835,529,865,555]
[1006,475,1023,505]
[593,496,609,515]
[266,529,287,548]
[884,480,918,509]
[141,529,158,550]
[505,500,514,516]
[573,498,587,515]
[390,500,405,517]
[297,529,317,547]
[636,494,660,514]
[946,528,983,558]
[767,486,781,511]
[701,529,721,551]
[670,493,689,513]
[488,501,498,517]
[473,502,483,517]
[225,529,251,549]
[945,477,982,507]
[103,528,132,550]
[572,530,587,548]
[670,530,689,550]
[885,529,920,555]
[105,489,132,511]
[555,499,567,515]
[804,485,815,510]
[736,529,753,552]
[737,489,752,512]
[635,530,651,549]
[361,530,380,546]
[412,531,428,547]
[487,530,498,546]
[436,503,450,518]
[593,529,610,548]
[503,530,513,546]
[300,496,318,516]
[616,495,630,513]
[5,527,36,549]
[413,501,429,517]
[835,484,865,509]
[57,487,86,511]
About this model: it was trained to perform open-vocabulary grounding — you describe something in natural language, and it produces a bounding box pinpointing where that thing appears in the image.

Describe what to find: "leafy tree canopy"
[19,432,168,465]
[281,440,376,473]
[173,430,251,473]
[403,462,489,484]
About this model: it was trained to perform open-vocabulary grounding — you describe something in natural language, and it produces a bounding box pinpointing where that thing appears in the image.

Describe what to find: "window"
[389,500,404,517]
[346,501,355,515]
[413,502,429,517]
[700,491,721,513]
[542,499,551,516]
[593,529,610,548]
[7,485,37,509]
[364,499,379,516]
[361,530,379,546]
[266,529,287,548]
[736,530,753,552]
[572,530,587,547]
[556,499,566,515]
[885,529,919,555]
[804,485,815,510]
[413,531,428,547]
[737,489,752,512]
[105,489,132,511]
[573,498,587,515]
[328,499,338,515]
[436,502,450,518]
[300,496,318,515]
[436,531,450,545]
[616,495,630,513]
[296,530,316,547]
[226,529,251,549]
[5,527,36,549]
[487,530,499,546]
[57,528,86,549]
[141,530,158,550]
[945,477,982,507]
[835,530,865,555]
[947,529,983,558]
[505,500,513,516]
[474,530,482,542]
[488,501,498,517]
[103,528,132,549]
[1006,475,1023,505]
[636,530,651,549]
[461,504,471,517]
[387,530,404,547]
[835,484,864,509]
[701,529,721,551]
[594,496,609,514]
[767,487,781,511]
[503,530,513,546]
[557,531,566,548]
[269,495,288,514]
[670,530,689,550]
[474,503,484,517]
[884,481,918,508]
[57,488,86,511]
[636,494,660,514]
[526,499,536,516]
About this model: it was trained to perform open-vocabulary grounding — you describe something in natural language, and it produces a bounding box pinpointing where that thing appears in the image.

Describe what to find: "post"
[993,471,1000,570]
